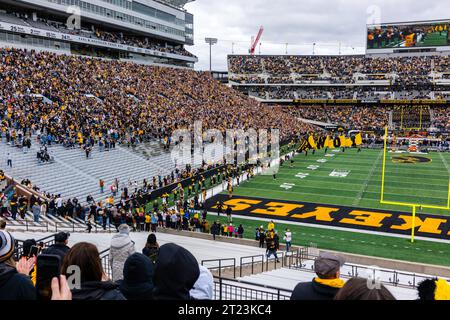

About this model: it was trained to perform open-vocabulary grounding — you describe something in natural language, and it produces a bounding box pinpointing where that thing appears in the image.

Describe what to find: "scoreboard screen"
[367,20,450,50]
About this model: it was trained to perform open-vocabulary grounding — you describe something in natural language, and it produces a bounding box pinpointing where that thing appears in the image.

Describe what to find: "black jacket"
[142,246,159,264]
[153,243,200,300]
[118,253,154,300]
[0,263,36,300]
[71,281,126,300]
[211,224,219,235]
[42,243,70,262]
[290,278,340,300]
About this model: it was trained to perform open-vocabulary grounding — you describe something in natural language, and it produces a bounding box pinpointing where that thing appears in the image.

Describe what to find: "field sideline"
[232,148,450,216]
[204,147,450,267]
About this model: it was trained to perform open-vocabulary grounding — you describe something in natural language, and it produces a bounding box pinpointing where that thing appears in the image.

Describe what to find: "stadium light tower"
[205,37,218,72]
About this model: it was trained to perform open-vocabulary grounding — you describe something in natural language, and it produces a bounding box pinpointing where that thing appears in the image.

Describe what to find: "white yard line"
[352,149,383,207]
[438,152,450,175]
[207,210,450,245]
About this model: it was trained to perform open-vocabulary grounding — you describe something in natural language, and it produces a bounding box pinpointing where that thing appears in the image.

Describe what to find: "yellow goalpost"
[380,126,450,243]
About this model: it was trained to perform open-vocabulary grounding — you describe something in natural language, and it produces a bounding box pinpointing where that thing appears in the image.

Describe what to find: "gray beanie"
[118,224,130,235]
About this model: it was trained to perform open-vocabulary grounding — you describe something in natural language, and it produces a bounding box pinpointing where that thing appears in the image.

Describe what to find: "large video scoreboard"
[366,19,450,53]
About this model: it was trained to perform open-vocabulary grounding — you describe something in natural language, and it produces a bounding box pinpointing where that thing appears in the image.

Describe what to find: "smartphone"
[36,254,61,300]
[29,245,39,258]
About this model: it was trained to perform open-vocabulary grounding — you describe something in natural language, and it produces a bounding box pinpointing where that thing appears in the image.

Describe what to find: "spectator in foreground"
[142,233,159,264]
[291,252,345,300]
[153,243,200,300]
[334,278,396,300]
[109,224,135,282]
[417,278,450,300]
[61,242,125,300]
[42,232,70,262]
[0,230,36,300]
[190,265,214,300]
[118,253,154,300]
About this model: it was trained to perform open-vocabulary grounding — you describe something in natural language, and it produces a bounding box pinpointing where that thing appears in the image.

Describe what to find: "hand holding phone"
[36,254,61,300]
[29,245,39,258]
[51,275,72,300]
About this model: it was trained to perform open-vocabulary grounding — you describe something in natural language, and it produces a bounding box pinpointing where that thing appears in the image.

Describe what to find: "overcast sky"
[184,0,450,71]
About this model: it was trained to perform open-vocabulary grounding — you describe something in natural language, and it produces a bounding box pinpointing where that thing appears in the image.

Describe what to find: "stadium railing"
[100,248,112,279]
[201,258,237,278]
[213,276,292,300]
[292,251,449,289]
[14,234,56,260]
[80,247,447,300]
[201,248,305,279]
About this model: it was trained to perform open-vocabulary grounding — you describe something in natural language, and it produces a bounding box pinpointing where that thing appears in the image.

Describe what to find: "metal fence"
[14,234,56,259]
[213,277,292,300]
[203,246,449,293]
[100,249,112,279]
[294,258,442,289]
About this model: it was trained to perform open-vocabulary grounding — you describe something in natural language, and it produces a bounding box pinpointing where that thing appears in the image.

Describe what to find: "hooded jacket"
[41,243,70,263]
[190,265,214,300]
[0,263,36,300]
[118,253,154,300]
[153,243,200,300]
[290,278,342,300]
[71,281,126,300]
[109,233,135,282]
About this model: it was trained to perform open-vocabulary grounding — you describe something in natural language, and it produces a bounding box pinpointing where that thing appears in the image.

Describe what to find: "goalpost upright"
[379,126,450,243]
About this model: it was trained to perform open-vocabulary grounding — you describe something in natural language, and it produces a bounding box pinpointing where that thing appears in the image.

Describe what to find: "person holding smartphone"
[41,232,70,262]
[0,230,36,300]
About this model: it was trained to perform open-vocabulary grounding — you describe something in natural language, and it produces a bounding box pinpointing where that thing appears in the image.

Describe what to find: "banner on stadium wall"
[297,133,362,152]
[205,194,450,241]
[0,21,197,62]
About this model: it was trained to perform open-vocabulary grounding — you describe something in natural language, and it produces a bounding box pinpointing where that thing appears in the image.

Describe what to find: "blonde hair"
[4,256,16,269]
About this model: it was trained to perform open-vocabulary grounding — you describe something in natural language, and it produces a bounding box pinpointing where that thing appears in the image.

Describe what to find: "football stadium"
[0,0,450,306]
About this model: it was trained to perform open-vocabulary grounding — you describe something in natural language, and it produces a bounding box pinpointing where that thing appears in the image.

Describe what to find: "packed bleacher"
[0,48,313,150]
[282,105,448,132]
[228,54,450,100]
[284,106,389,131]
[0,11,196,58]
[228,54,445,83]
[1,227,449,300]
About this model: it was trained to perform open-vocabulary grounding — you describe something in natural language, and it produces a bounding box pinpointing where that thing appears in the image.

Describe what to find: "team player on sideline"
[227,178,233,198]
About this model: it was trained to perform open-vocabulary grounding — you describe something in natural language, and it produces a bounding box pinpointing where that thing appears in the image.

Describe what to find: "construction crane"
[249,26,264,55]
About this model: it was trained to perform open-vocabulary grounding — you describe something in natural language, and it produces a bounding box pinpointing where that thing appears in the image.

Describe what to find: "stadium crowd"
[0,161,257,234]
[0,48,313,153]
[284,106,390,131]
[229,55,442,80]
[0,11,195,58]
[228,55,448,89]
[1,228,449,300]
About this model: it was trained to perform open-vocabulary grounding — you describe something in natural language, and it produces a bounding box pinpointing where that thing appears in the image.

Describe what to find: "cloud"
[185,0,450,71]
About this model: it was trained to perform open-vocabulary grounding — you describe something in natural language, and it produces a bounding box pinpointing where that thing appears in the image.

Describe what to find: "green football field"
[209,148,450,267]
[232,148,450,216]
[208,215,450,267]
[369,31,449,48]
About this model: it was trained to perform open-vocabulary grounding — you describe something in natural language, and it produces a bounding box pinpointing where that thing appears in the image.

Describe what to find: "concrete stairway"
[0,137,189,204]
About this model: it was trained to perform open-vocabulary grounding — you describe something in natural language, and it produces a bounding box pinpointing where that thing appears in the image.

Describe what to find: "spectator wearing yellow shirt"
[268,220,275,232]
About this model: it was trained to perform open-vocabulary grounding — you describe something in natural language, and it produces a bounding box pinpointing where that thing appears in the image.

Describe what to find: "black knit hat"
[147,233,157,245]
